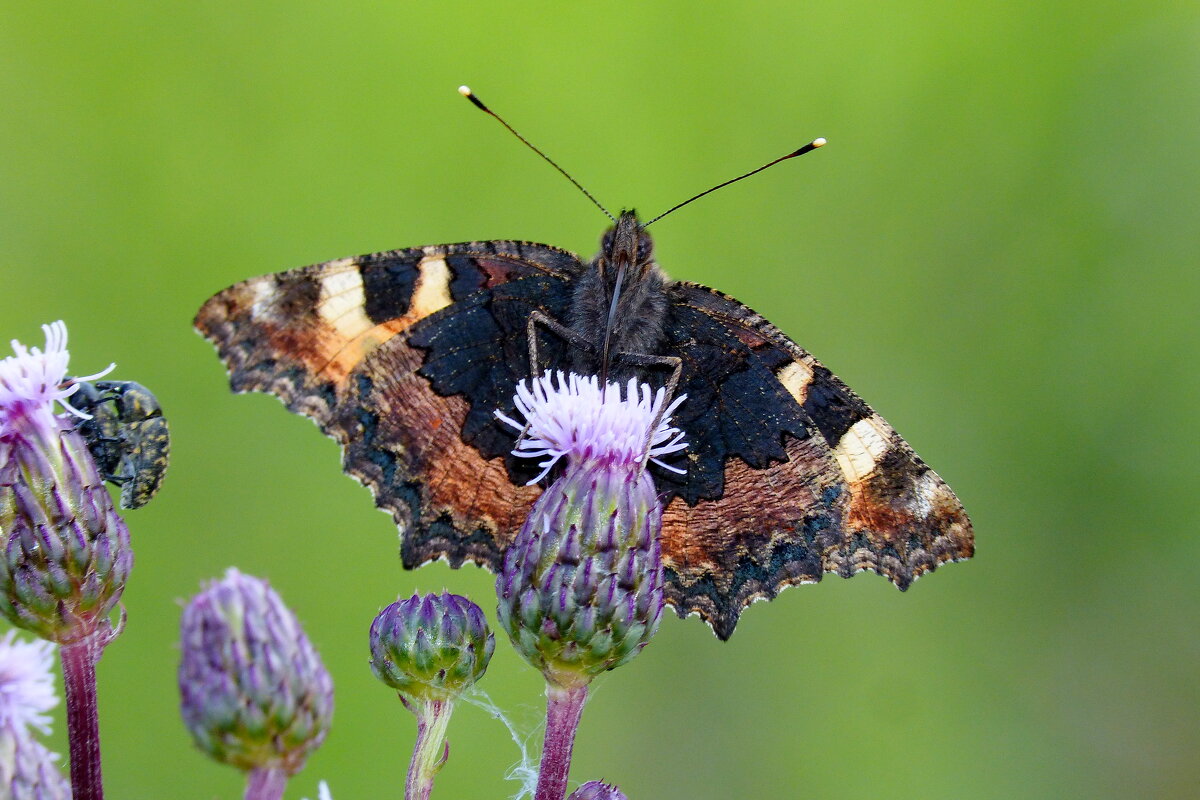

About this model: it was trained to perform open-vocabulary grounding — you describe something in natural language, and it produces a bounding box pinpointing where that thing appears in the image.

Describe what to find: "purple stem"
[61,635,104,800]
[245,766,288,800]
[534,683,589,800]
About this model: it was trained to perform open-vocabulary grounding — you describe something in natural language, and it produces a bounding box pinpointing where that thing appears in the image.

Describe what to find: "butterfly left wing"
[194,240,581,568]
[657,283,974,639]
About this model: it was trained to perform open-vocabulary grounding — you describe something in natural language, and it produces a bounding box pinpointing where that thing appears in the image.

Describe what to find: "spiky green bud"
[0,426,133,644]
[496,461,665,688]
[369,592,494,704]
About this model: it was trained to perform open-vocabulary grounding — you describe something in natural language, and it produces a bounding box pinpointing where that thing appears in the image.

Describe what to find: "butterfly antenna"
[459,86,616,223]
[643,138,827,227]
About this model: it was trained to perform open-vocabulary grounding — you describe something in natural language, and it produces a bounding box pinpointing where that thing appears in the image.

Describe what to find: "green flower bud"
[0,425,133,645]
[369,592,494,703]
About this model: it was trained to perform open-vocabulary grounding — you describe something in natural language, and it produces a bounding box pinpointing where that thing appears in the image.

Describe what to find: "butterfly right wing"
[657,282,974,639]
[194,240,581,569]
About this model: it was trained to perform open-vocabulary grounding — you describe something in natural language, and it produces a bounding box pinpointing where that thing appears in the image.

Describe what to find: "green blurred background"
[2,1,1197,798]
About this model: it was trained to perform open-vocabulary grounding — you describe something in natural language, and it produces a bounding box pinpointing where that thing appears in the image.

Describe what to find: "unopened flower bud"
[178,569,333,776]
[371,593,492,800]
[569,780,628,800]
[498,460,664,687]
[369,592,494,703]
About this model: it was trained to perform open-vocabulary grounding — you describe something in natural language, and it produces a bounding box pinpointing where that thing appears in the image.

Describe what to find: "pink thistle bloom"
[0,322,124,800]
[0,321,112,455]
[0,630,58,736]
[495,371,688,483]
[0,630,69,799]
[495,371,685,800]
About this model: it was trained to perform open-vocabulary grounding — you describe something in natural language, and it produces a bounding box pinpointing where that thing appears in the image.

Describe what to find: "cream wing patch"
[311,254,452,336]
[317,261,373,339]
[908,471,941,517]
[408,256,453,319]
[775,360,814,405]
[832,415,893,482]
[249,276,277,318]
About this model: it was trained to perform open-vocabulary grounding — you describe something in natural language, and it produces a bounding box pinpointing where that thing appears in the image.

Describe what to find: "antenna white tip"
[813,137,827,147]
[458,85,472,97]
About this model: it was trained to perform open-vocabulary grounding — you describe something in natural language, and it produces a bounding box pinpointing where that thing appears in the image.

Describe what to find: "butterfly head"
[570,211,668,383]
[599,210,654,277]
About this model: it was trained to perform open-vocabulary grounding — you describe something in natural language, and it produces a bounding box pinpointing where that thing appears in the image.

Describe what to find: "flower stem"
[535,683,589,800]
[61,634,105,800]
[406,698,453,800]
[244,766,288,800]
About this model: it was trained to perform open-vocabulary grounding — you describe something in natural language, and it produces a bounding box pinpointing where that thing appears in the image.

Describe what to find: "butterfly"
[194,89,973,640]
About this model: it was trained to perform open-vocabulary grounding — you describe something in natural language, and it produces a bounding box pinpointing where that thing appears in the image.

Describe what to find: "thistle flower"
[568,780,628,800]
[0,631,57,736]
[495,372,684,800]
[178,569,333,792]
[369,592,494,800]
[0,630,69,799]
[0,322,109,450]
[496,371,687,485]
[495,372,680,689]
[0,322,130,646]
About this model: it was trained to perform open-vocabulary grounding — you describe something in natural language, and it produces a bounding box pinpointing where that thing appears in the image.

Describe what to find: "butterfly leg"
[613,351,683,463]
[518,311,599,445]
[525,310,595,380]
